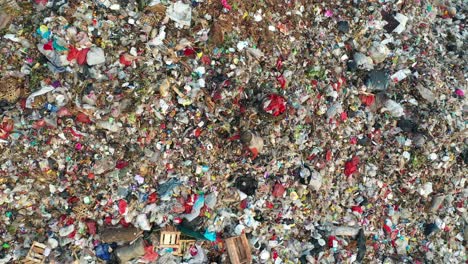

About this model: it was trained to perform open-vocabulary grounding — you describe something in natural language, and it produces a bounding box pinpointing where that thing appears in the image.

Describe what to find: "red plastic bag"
[276,75,287,89]
[118,199,127,215]
[265,201,274,209]
[327,236,337,247]
[67,45,79,61]
[272,183,285,198]
[383,224,392,234]
[351,205,363,214]
[263,94,287,117]
[119,53,133,66]
[57,107,72,117]
[240,199,248,209]
[201,55,211,65]
[325,149,332,162]
[183,47,196,57]
[76,112,91,124]
[86,220,97,235]
[120,217,131,227]
[43,40,54,51]
[0,130,8,140]
[194,128,202,137]
[143,246,158,261]
[147,192,157,203]
[115,160,129,170]
[104,216,112,225]
[220,0,231,10]
[77,48,90,65]
[340,111,348,121]
[276,57,283,71]
[359,94,375,107]
[272,250,278,260]
[344,156,360,177]
[0,120,14,140]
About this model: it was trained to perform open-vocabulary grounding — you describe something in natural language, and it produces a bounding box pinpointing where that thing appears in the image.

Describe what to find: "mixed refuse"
[0,0,467,263]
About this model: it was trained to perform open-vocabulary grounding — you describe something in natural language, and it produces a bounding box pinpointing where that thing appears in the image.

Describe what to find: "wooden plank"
[31,242,47,251]
[163,234,170,244]
[241,235,251,263]
[225,234,252,264]
[237,237,246,260]
[34,248,45,254]
[225,238,240,264]
[160,230,182,253]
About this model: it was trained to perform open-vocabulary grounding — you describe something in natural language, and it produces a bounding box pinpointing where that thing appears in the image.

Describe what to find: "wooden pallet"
[225,233,252,264]
[23,242,47,264]
[159,226,181,254]
[175,239,196,256]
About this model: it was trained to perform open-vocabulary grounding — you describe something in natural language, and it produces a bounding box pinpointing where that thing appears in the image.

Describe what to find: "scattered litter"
[0,0,466,263]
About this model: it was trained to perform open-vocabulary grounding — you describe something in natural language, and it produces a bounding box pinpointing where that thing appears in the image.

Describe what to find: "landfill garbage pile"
[0,0,467,263]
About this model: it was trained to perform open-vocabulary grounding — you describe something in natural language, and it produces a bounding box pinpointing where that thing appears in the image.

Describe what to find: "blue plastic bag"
[95,243,111,261]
